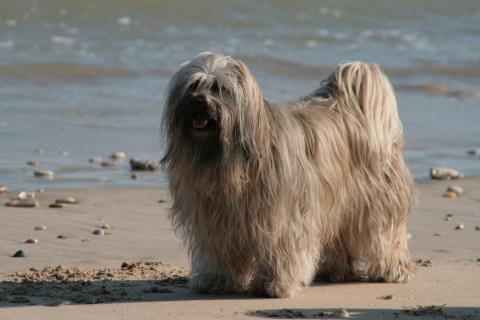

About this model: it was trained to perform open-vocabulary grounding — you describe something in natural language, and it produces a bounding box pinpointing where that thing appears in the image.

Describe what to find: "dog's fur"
[161,52,415,298]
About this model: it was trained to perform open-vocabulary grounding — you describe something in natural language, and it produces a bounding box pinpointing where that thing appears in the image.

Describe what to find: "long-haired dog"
[161,52,414,298]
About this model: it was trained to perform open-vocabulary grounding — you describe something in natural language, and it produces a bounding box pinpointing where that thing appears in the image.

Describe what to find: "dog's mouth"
[193,118,209,130]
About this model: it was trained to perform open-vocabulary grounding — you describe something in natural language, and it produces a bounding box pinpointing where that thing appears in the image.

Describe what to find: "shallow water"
[0,0,479,190]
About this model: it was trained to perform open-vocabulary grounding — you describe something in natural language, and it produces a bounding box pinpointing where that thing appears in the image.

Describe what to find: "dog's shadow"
[0,276,246,308]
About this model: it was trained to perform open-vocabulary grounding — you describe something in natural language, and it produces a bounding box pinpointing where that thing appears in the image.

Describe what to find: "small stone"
[475,225,480,231]
[88,157,102,164]
[455,223,464,230]
[49,203,66,208]
[101,224,111,230]
[158,199,166,203]
[55,197,77,204]
[430,166,462,180]
[110,151,126,160]
[12,250,25,258]
[101,160,116,167]
[0,185,6,193]
[131,173,139,180]
[6,198,38,208]
[93,229,105,236]
[379,294,393,300]
[10,296,30,304]
[57,234,67,239]
[443,191,457,198]
[447,185,463,195]
[34,170,54,178]
[26,160,38,166]
[25,239,38,244]
[34,225,47,231]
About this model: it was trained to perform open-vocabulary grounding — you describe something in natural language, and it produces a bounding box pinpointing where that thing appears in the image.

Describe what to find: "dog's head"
[161,52,268,169]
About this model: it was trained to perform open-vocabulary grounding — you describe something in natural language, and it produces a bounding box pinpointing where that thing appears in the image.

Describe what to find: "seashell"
[34,225,47,231]
[25,239,38,244]
[110,151,126,160]
[443,191,457,198]
[34,170,54,178]
[26,160,38,166]
[55,197,77,204]
[16,191,35,200]
[129,159,160,171]
[430,167,462,180]
[446,185,463,195]
[101,224,111,230]
[6,198,38,208]
[455,223,464,230]
[93,229,105,236]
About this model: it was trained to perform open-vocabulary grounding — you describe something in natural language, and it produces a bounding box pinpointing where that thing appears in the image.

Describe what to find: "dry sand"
[0,178,479,319]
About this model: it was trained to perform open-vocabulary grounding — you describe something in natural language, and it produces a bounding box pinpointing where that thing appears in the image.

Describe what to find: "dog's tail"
[313,62,403,164]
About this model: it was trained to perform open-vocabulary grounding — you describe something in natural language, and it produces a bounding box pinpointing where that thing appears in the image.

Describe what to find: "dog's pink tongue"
[193,119,208,129]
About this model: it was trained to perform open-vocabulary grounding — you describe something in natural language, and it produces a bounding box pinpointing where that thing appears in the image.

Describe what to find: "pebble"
[131,173,139,180]
[475,225,480,231]
[34,225,47,231]
[26,160,38,166]
[49,203,66,208]
[93,229,105,236]
[446,185,463,195]
[101,160,116,167]
[430,166,462,180]
[129,159,160,171]
[55,197,77,204]
[0,185,6,193]
[34,170,54,178]
[379,294,393,300]
[110,151,126,160]
[57,234,67,239]
[101,224,112,230]
[455,223,464,230]
[25,238,38,244]
[88,157,102,164]
[467,148,480,157]
[12,250,25,258]
[6,198,38,208]
[443,191,457,198]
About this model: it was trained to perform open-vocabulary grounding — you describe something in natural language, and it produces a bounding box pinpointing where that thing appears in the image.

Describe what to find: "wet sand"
[0,178,479,319]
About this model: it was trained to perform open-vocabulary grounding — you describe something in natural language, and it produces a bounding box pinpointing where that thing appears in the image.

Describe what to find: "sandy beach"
[0,178,479,319]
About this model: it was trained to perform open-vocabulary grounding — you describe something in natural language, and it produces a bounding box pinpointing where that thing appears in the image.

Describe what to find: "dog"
[161,52,415,298]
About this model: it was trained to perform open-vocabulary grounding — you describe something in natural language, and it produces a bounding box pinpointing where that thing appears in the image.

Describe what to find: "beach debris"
[0,185,6,193]
[49,203,66,208]
[443,191,457,198]
[57,234,67,239]
[9,296,31,304]
[110,151,126,160]
[6,198,38,208]
[55,197,77,204]
[34,225,47,231]
[101,224,111,230]
[34,170,54,178]
[93,229,105,236]
[430,166,462,180]
[12,250,25,258]
[415,259,432,267]
[475,225,480,231]
[131,173,139,180]
[129,159,160,171]
[467,148,480,157]
[26,160,38,166]
[88,157,102,164]
[446,185,463,195]
[101,160,116,167]
[25,238,39,244]
[378,294,393,300]
[444,214,453,221]
[455,223,464,230]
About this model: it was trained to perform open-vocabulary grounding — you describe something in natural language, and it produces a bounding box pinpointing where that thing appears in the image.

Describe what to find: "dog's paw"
[249,278,297,298]
[190,273,235,294]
